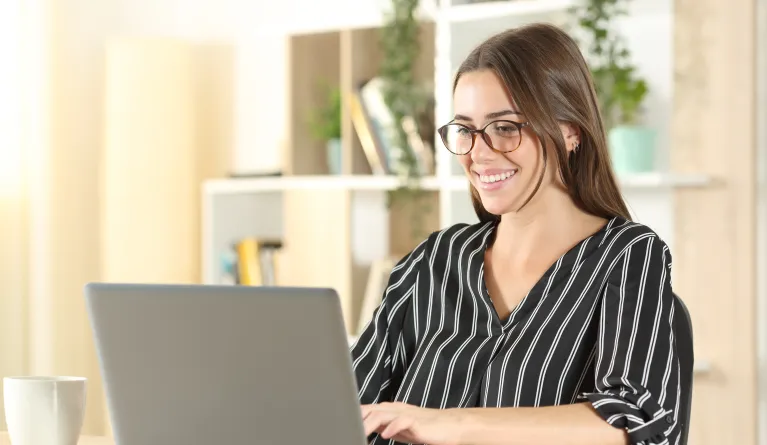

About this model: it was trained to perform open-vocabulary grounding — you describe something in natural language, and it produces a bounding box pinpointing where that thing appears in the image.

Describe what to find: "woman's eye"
[492,125,516,136]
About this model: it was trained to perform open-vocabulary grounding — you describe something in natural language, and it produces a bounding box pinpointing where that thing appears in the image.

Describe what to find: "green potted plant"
[308,84,343,175]
[571,0,655,174]
[379,0,433,244]
[380,0,426,186]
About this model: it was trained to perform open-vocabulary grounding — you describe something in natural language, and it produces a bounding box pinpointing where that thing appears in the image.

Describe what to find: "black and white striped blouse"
[351,216,680,445]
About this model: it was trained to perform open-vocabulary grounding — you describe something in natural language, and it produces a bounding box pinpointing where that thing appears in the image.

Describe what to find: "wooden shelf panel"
[340,22,436,176]
[340,27,384,176]
[278,189,355,330]
[389,190,441,257]
[285,31,341,175]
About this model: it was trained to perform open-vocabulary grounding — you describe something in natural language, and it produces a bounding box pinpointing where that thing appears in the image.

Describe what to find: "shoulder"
[393,220,495,272]
[428,222,495,249]
[382,222,492,300]
[597,219,676,306]
[603,217,671,257]
[422,220,496,253]
[601,217,673,281]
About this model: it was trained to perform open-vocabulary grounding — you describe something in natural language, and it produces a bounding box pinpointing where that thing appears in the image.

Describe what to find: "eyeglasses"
[437,120,530,155]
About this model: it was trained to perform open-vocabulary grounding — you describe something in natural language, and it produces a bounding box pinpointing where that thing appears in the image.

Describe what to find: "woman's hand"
[361,402,463,445]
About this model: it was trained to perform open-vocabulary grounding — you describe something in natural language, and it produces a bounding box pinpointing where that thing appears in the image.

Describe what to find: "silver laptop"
[85,283,367,445]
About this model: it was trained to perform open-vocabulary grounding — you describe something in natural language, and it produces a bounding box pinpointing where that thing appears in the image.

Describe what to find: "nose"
[470,133,496,164]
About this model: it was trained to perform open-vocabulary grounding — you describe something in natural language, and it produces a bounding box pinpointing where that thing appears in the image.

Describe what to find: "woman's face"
[450,69,578,216]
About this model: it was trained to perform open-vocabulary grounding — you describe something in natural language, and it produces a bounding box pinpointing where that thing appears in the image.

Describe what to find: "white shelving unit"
[202,0,712,333]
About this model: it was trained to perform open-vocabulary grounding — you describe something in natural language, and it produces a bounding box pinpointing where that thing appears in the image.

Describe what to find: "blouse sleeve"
[350,240,426,404]
[580,234,682,445]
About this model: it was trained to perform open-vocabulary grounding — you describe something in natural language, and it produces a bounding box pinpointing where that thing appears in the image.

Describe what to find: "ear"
[560,122,581,153]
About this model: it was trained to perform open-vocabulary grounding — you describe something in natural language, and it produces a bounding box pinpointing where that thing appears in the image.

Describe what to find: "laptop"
[85,283,367,445]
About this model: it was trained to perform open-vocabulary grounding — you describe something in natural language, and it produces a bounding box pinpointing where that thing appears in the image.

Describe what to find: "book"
[230,237,283,286]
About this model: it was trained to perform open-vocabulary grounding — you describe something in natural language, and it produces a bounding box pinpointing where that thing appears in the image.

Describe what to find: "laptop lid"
[85,283,366,445]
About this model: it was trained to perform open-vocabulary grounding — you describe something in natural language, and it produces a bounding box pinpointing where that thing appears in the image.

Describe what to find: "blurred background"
[0,0,764,443]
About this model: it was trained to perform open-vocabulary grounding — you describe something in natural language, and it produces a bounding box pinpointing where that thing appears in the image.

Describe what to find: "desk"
[0,432,113,445]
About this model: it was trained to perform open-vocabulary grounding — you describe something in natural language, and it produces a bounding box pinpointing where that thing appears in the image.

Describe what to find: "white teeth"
[479,171,515,183]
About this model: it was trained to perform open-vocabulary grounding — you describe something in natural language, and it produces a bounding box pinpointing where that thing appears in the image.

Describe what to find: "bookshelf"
[201,0,714,335]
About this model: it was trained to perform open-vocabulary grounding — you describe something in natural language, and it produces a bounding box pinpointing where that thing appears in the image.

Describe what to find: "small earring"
[573,142,580,152]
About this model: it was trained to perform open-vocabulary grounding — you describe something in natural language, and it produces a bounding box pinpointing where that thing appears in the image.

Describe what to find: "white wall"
[100,0,388,39]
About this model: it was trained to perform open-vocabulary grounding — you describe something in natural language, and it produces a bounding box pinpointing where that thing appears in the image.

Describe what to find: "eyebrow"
[453,109,522,122]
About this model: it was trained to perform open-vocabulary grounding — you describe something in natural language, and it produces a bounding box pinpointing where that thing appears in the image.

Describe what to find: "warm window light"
[0,153,22,197]
[0,0,22,197]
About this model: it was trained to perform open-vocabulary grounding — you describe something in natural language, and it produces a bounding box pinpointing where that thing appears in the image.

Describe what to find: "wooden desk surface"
[1,432,113,445]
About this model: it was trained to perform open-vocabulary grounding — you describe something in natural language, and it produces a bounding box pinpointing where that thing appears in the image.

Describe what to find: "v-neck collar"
[478,216,621,332]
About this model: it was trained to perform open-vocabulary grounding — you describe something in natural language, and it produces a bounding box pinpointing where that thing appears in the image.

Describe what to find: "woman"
[351,23,680,445]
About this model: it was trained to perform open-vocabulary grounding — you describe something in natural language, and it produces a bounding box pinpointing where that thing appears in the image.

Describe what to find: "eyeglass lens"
[440,120,522,155]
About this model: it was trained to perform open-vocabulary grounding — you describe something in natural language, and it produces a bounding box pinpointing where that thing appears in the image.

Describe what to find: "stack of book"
[220,237,283,286]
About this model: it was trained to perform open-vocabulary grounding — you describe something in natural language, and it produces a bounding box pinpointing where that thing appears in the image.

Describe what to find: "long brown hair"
[453,23,631,223]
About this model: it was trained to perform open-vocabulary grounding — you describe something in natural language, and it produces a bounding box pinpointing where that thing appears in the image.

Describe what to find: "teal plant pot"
[608,126,656,174]
[326,138,342,175]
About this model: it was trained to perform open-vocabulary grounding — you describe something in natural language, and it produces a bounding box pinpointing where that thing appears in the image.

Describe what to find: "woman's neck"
[491,188,606,266]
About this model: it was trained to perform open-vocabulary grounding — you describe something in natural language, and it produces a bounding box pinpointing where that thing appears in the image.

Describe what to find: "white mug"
[3,376,87,445]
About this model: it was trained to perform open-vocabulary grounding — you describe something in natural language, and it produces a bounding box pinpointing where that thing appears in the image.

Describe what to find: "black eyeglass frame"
[437,119,531,155]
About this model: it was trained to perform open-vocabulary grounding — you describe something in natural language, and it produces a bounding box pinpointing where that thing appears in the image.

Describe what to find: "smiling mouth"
[477,170,516,184]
